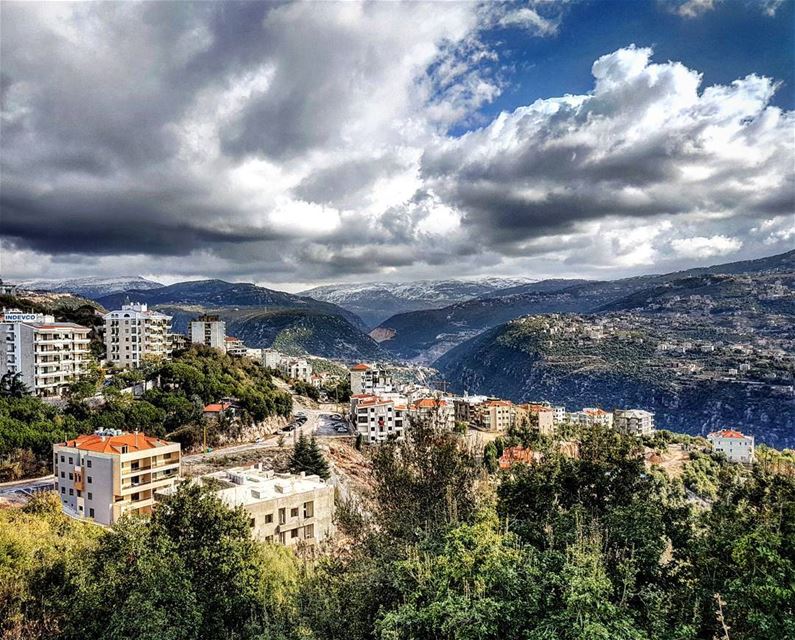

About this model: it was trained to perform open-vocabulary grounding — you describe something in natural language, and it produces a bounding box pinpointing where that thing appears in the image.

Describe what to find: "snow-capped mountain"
[300,277,536,327]
[16,276,164,300]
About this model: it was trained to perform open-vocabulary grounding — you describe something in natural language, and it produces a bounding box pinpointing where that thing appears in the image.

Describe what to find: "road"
[0,474,56,498]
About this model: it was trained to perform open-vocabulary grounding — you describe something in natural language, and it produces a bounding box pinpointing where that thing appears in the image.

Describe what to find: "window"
[264,513,273,524]
[69,488,74,496]
[60,471,65,478]
[132,492,140,501]
[61,487,65,494]
[77,490,81,497]
[303,501,314,518]
[60,455,64,462]
[305,524,314,539]
[87,476,92,484]
[290,507,299,518]
[68,472,73,480]
[249,518,256,528]
[279,508,286,524]
[68,457,73,464]
[89,508,94,518]
[87,460,92,468]
[278,532,286,544]
[290,529,299,539]
[88,492,92,500]
[79,505,83,511]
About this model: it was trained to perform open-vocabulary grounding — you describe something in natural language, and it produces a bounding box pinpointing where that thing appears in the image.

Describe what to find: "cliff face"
[436,317,795,448]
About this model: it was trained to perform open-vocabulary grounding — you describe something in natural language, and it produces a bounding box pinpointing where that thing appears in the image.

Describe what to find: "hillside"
[16,276,163,298]
[164,306,390,361]
[300,277,536,327]
[376,250,795,362]
[436,313,795,447]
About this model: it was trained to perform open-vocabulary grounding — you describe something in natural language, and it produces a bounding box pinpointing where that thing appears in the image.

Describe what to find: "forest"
[1,420,792,640]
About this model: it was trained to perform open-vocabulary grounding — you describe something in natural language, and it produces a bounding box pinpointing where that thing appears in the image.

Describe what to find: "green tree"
[0,372,31,398]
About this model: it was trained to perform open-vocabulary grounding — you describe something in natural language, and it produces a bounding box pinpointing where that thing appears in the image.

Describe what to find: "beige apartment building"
[160,466,335,546]
[104,303,172,368]
[407,397,455,430]
[0,310,91,396]
[190,314,226,350]
[515,403,555,435]
[53,430,181,525]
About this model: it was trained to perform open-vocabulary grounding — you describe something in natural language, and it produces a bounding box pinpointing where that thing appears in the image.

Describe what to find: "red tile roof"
[413,398,448,409]
[710,429,748,439]
[351,363,370,371]
[63,433,172,454]
[204,402,233,413]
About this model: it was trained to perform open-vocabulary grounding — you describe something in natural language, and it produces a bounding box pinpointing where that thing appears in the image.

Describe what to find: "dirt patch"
[645,443,689,479]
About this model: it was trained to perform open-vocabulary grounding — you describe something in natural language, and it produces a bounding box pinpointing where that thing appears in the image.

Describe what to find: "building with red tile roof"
[708,429,755,463]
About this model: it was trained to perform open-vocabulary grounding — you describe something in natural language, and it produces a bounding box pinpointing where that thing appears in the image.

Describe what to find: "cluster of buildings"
[52,429,335,544]
[345,362,657,444]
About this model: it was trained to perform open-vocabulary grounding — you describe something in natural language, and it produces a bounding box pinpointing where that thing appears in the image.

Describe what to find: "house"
[613,409,655,436]
[569,407,614,428]
[262,348,284,369]
[158,466,334,546]
[476,399,514,432]
[53,430,181,525]
[707,429,755,463]
[104,303,172,368]
[0,311,91,396]
[190,314,226,350]
[203,400,237,421]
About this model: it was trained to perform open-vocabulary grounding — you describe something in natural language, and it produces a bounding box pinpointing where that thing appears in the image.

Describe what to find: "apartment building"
[477,399,515,431]
[224,336,247,357]
[569,407,614,428]
[163,466,334,546]
[53,430,181,525]
[349,363,394,396]
[613,409,655,437]
[707,429,755,464]
[104,303,171,368]
[190,314,226,350]
[514,403,555,435]
[452,395,489,423]
[0,310,91,396]
[350,394,406,443]
[279,358,313,382]
[407,397,455,430]
[551,405,567,424]
[262,348,284,369]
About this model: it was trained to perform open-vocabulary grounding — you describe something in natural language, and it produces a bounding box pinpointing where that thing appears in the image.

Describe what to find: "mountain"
[436,309,795,448]
[375,251,795,362]
[15,276,163,299]
[299,277,537,327]
[97,279,387,361]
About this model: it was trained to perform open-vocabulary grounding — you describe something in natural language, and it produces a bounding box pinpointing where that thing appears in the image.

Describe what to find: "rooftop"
[61,431,177,454]
[709,429,751,440]
[350,363,370,371]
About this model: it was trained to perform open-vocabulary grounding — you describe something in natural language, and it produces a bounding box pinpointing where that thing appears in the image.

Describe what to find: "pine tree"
[306,436,331,479]
[289,433,310,474]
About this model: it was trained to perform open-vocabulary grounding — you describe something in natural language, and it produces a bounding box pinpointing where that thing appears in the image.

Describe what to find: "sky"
[1,0,793,292]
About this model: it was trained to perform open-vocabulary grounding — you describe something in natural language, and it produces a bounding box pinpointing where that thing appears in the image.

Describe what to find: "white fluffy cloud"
[670,235,743,259]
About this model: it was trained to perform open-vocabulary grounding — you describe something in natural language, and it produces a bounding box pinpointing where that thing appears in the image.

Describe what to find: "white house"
[707,429,755,464]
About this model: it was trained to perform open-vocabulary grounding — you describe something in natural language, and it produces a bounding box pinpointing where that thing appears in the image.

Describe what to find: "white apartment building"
[351,395,406,443]
[224,336,247,357]
[190,314,226,350]
[262,348,284,369]
[279,358,313,383]
[551,405,567,424]
[350,363,394,396]
[707,429,755,464]
[613,409,655,436]
[0,309,91,396]
[162,466,334,546]
[53,430,181,525]
[104,303,171,368]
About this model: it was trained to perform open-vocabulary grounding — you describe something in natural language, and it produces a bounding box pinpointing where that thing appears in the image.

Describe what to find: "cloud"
[668,0,721,19]
[0,3,792,288]
[421,45,793,258]
[670,235,743,258]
